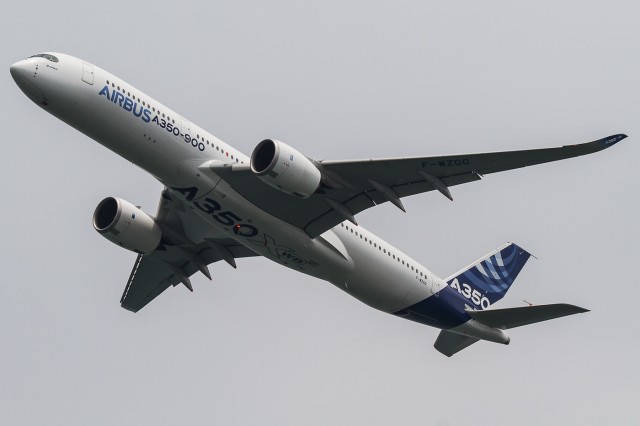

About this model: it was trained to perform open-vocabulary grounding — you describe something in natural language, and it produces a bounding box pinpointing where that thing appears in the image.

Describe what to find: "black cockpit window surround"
[29,53,59,63]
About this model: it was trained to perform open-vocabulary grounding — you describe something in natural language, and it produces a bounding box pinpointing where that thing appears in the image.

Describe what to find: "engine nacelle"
[250,139,321,198]
[92,197,162,254]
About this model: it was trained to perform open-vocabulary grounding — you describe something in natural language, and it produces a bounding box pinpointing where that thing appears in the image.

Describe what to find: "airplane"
[10,52,627,356]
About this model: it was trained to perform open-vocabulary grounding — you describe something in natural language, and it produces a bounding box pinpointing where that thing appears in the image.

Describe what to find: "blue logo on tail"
[447,243,531,310]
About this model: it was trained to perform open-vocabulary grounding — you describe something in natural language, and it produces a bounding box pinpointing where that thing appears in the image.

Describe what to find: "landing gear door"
[81,62,94,85]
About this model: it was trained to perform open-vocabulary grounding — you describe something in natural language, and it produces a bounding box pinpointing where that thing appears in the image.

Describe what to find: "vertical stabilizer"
[445,243,531,310]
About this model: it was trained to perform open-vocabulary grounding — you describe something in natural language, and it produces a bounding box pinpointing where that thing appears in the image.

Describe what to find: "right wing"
[120,190,258,313]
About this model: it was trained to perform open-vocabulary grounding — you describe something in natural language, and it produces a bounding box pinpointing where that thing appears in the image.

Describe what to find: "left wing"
[210,134,626,238]
[120,190,258,313]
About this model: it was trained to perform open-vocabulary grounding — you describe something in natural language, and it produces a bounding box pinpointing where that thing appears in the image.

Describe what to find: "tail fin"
[446,243,531,310]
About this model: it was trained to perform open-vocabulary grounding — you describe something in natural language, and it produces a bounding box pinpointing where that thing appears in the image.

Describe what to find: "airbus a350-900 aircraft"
[11,52,626,356]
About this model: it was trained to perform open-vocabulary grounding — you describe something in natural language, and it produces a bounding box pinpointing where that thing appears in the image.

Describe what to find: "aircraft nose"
[10,59,47,104]
[10,60,30,82]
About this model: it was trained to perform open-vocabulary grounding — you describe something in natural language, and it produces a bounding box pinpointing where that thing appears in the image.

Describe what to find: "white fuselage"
[11,53,445,315]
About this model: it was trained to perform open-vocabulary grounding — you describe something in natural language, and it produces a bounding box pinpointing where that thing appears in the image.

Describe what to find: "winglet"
[597,133,627,148]
[565,134,627,151]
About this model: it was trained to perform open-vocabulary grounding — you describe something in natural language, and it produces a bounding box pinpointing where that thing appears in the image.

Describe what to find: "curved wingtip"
[599,134,627,148]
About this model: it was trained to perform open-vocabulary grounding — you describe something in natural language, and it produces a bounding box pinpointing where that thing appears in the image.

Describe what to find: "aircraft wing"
[213,134,626,238]
[120,190,258,313]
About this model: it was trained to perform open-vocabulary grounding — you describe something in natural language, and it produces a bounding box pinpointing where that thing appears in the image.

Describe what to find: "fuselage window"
[106,80,110,85]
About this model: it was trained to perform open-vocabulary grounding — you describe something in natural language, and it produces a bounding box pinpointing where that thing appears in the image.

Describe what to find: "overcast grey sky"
[2,1,639,425]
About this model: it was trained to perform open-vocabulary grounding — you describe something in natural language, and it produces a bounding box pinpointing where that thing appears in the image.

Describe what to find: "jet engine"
[92,197,162,254]
[250,139,321,198]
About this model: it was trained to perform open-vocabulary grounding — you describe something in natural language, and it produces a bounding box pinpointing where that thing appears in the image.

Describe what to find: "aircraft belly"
[162,178,355,281]
[332,226,431,312]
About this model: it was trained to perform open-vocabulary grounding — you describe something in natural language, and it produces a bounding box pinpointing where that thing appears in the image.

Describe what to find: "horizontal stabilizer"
[434,330,479,357]
[466,303,589,330]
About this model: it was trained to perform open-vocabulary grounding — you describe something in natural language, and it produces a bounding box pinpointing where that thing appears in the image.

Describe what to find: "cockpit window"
[28,54,59,63]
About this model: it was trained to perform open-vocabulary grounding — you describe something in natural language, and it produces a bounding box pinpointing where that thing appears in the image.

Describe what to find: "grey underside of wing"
[120,241,255,313]
[218,168,480,238]
[120,191,258,313]
[215,134,624,238]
